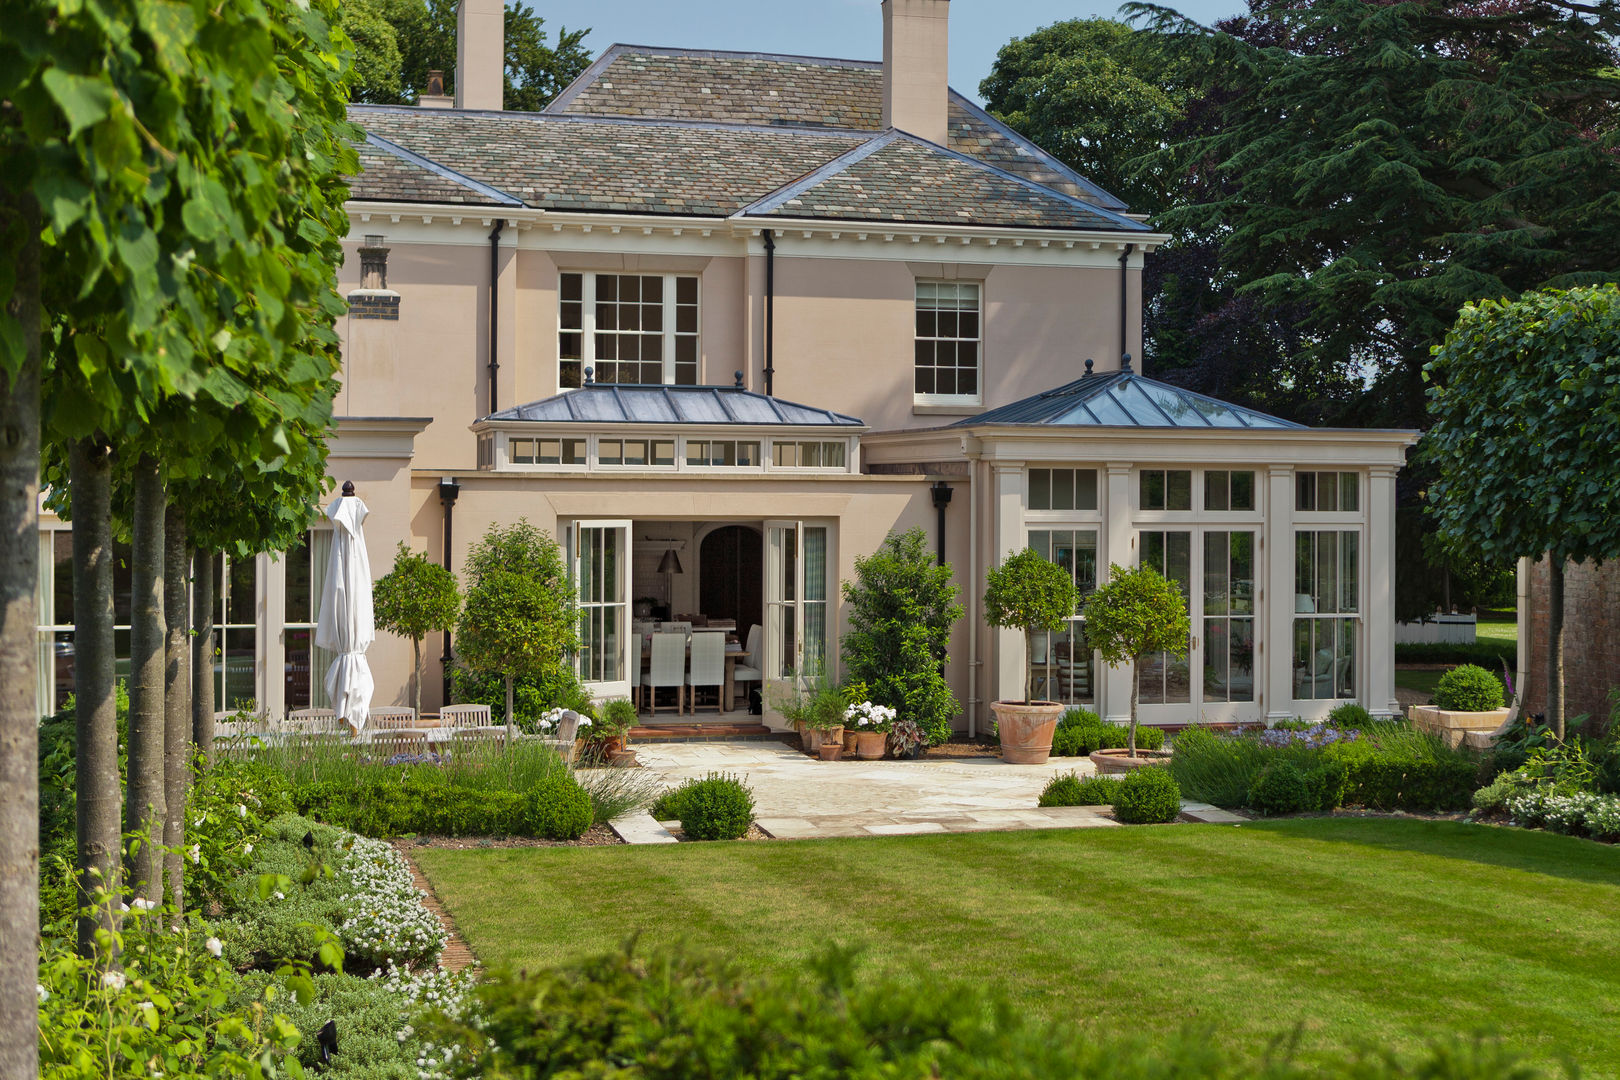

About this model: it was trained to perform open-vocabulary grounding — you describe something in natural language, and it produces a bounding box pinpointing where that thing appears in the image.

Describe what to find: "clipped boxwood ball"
[1326,702,1371,729]
[528,772,593,840]
[1248,760,1315,816]
[1113,766,1182,824]
[1434,664,1504,712]
[677,772,755,841]
[1038,772,1120,807]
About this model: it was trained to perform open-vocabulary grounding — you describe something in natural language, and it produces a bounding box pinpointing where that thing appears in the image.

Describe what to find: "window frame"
[558,271,701,389]
[912,279,984,406]
[1292,527,1362,702]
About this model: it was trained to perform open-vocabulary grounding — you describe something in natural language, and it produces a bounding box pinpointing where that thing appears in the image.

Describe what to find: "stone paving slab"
[609,813,681,844]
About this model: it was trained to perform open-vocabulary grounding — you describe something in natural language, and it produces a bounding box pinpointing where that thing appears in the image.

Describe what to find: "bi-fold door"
[763,521,828,690]
[571,520,632,701]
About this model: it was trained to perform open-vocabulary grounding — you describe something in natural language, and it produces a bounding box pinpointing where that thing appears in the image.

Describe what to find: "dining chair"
[287,708,340,735]
[368,707,419,730]
[687,631,726,714]
[661,620,693,638]
[368,729,428,757]
[647,632,686,716]
[439,704,493,729]
[731,623,764,713]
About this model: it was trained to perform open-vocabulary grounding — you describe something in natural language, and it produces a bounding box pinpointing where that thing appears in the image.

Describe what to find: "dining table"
[639,635,747,712]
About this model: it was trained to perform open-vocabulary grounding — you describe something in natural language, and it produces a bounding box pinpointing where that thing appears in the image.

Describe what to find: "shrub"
[527,772,593,840]
[1082,563,1189,754]
[1112,766,1182,824]
[1097,723,1164,752]
[1051,708,1103,756]
[984,548,1080,706]
[450,663,592,731]
[651,786,691,822]
[1249,761,1315,816]
[1324,739,1478,812]
[1434,664,1505,712]
[1168,728,1273,807]
[675,772,755,840]
[1327,702,1372,729]
[1394,640,1516,668]
[1038,772,1120,807]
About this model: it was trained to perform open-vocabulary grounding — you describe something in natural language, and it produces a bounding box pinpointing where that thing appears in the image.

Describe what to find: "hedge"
[291,772,593,839]
[1394,641,1515,668]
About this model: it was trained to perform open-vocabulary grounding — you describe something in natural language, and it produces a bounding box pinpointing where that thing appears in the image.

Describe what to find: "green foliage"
[1050,709,1166,756]
[594,698,639,741]
[671,773,755,841]
[980,19,1191,214]
[984,548,1080,705]
[1083,563,1190,752]
[450,663,590,731]
[1038,772,1121,807]
[1326,703,1373,730]
[374,542,461,712]
[771,674,847,732]
[1434,665,1506,713]
[337,0,404,103]
[1322,738,1479,813]
[1111,766,1182,824]
[1249,761,1317,817]
[840,528,964,745]
[527,772,593,841]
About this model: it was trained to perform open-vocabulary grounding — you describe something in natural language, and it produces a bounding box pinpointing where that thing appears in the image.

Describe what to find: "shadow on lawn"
[1238,816,1620,889]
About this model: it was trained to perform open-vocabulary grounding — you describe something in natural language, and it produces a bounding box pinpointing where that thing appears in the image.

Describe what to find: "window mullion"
[583,274,597,378]
[663,273,676,385]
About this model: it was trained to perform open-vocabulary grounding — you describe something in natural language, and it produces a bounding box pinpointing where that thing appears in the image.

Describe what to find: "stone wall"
[1523,557,1620,729]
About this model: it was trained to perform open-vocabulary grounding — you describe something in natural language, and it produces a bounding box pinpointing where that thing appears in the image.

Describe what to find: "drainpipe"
[438,475,461,705]
[1118,242,1135,370]
[762,229,776,396]
[964,441,983,738]
[487,220,504,414]
[930,481,952,566]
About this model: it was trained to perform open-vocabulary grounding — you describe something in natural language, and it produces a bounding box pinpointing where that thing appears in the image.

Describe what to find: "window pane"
[824,442,846,468]
[1052,468,1074,511]
[1203,531,1229,616]
[1141,470,1164,511]
[1204,617,1228,701]
[623,440,648,467]
[599,440,622,466]
[1029,469,1050,510]
[559,359,582,389]
[53,532,73,625]
[1232,470,1255,511]
[1295,532,1314,612]
[1340,531,1359,614]
[676,276,697,304]
[510,439,534,465]
[1316,531,1338,614]
[284,536,311,625]
[1296,472,1315,512]
[1167,470,1192,511]
[560,273,582,301]
[801,442,821,468]
[959,310,979,339]
[1318,471,1338,512]
[687,441,707,465]
[652,441,675,467]
[1205,470,1229,512]
[1340,472,1359,512]
[1075,469,1098,511]
[1336,617,1356,697]
[563,439,586,464]
[227,554,255,626]
[1230,532,1254,615]
[1167,531,1191,607]
[738,442,759,467]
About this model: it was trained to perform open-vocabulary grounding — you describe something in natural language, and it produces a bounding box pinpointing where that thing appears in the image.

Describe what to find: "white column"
[1264,465,1295,724]
[1102,462,1134,725]
[261,550,288,721]
[1366,465,1399,717]
[991,462,1026,705]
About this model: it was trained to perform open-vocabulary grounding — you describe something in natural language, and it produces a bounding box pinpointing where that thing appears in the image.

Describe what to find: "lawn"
[1477,615,1518,646]
[416,819,1620,1076]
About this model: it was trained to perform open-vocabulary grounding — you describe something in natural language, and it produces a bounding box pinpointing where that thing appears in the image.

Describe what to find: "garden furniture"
[368,706,419,729]
[440,703,493,729]
[687,631,727,713]
[647,632,687,715]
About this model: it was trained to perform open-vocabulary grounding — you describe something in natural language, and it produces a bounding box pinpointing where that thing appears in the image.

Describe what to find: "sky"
[547,1,1246,104]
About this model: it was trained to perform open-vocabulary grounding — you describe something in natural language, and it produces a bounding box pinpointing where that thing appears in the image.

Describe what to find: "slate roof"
[353,134,521,207]
[482,383,865,427]
[744,132,1127,230]
[548,46,1125,209]
[952,369,1303,430]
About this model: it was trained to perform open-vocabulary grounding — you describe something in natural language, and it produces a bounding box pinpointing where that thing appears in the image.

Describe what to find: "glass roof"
[955,370,1301,430]
[482,383,864,427]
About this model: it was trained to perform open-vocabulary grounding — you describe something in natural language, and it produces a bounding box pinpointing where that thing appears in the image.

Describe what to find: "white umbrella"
[315,487,375,732]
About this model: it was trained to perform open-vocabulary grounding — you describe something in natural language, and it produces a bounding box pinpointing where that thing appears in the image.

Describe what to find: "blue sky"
[547,2,1244,103]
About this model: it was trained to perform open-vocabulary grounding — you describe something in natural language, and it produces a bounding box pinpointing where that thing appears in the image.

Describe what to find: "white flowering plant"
[1505,787,1620,842]
[843,701,897,734]
[337,836,448,969]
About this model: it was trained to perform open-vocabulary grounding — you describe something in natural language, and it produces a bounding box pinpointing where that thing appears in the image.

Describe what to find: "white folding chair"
[440,704,493,729]
[731,623,764,714]
[647,632,686,716]
[687,631,726,714]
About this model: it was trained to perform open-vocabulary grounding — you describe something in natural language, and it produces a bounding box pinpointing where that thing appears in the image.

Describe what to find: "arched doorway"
[700,525,763,635]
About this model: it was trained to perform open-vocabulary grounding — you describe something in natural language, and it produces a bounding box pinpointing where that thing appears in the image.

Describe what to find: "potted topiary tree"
[373,542,461,720]
[983,548,1079,763]
[1082,564,1190,773]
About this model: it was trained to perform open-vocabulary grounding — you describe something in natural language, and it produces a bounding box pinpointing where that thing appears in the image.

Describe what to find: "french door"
[571,519,632,700]
[1136,528,1259,725]
[763,521,828,688]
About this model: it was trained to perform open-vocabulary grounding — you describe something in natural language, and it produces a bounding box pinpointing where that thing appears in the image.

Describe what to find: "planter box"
[1089,748,1172,775]
[1407,704,1512,748]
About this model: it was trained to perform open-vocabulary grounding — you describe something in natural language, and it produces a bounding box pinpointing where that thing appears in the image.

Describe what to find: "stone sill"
[913,402,985,417]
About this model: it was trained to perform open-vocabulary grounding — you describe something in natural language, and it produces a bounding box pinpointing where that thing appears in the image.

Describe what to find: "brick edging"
[393,841,477,974]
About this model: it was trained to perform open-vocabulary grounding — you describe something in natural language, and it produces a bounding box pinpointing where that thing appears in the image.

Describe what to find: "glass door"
[763,521,828,689]
[573,520,631,701]
[1136,528,1260,725]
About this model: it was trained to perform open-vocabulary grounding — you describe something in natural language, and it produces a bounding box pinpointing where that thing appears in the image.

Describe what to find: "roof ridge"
[734,131,903,218]
[361,132,525,207]
[352,103,877,141]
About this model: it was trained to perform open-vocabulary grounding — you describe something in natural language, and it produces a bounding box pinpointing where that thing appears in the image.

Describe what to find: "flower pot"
[818,743,844,761]
[854,731,886,760]
[990,701,1063,764]
[1089,748,1172,775]
[801,726,825,754]
[610,748,639,768]
[843,728,860,754]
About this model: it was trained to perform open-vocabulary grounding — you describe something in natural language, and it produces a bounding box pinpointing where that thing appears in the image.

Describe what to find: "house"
[32,0,1416,732]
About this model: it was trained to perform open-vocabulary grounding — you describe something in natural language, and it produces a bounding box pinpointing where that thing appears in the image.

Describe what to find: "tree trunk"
[162,505,191,913]
[1024,628,1035,705]
[125,456,166,908]
[1547,555,1565,742]
[69,440,120,956]
[412,636,422,718]
[504,674,515,746]
[191,549,215,764]
[1128,661,1140,758]
[0,188,41,1080]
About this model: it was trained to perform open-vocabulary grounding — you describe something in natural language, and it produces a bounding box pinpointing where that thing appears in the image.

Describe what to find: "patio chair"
[687,630,726,714]
[287,708,341,734]
[440,704,493,729]
[541,711,583,762]
[731,623,763,713]
[368,706,418,730]
[646,632,686,716]
[449,726,505,752]
[368,729,428,757]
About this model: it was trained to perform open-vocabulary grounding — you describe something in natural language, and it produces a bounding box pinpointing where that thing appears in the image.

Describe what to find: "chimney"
[881,0,950,145]
[456,0,504,111]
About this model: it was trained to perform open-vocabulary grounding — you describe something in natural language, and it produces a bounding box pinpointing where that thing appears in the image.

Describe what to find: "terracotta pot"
[854,730,886,760]
[991,701,1063,764]
[817,743,844,761]
[801,726,825,754]
[609,748,639,768]
[843,728,860,753]
[1089,748,1173,775]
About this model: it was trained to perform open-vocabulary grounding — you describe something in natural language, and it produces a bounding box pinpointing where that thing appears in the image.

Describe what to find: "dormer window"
[559,272,699,389]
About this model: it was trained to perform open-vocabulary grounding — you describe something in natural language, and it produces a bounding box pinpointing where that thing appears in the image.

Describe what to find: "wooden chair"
[541,710,583,762]
[367,729,428,757]
[687,631,726,714]
[646,632,686,716]
[439,704,493,729]
[368,706,418,730]
[731,623,763,713]
[287,708,341,735]
[449,726,505,752]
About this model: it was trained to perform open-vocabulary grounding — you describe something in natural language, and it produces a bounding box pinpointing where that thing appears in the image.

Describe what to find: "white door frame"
[571,519,633,702]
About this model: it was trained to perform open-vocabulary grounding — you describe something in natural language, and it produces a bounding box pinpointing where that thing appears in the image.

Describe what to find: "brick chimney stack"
[881,0,950,145]
[456,0,504,110]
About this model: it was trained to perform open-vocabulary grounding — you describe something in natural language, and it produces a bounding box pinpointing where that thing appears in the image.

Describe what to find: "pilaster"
[1367,466,1399,717]
[1264,465,1296,724]
[991,462,1026,705]
[1102,462,1134,725]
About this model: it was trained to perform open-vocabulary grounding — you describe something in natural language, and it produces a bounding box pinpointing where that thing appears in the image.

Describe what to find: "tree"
[1423,285,1620,740]
[457,521,578,740]
[1083,564,1190,757]
[840,529,964,746]
[980,18,1192,215]
[375,542,462,716]
[983,549,1079,707]
[345,0,592,110]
